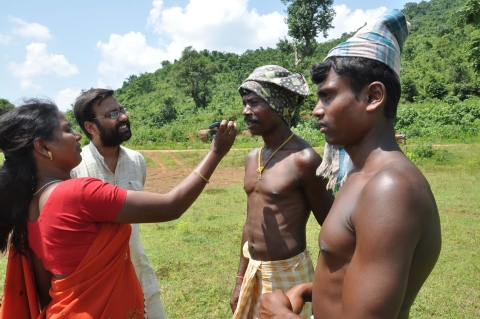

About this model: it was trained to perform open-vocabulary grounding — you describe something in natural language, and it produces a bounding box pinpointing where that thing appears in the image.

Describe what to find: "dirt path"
[140,143,480,193]
[141,149,244,193]
[144,166,244,193]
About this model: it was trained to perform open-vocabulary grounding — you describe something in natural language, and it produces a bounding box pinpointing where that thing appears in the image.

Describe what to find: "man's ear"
[365,82,386,112]
[84,121,98,136]
[33,138,50,159]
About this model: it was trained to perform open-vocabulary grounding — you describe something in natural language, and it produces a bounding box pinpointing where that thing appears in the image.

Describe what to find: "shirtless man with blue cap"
[259,10,441,319]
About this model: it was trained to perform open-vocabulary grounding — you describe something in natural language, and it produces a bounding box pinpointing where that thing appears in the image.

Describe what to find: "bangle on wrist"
[193,169,210,183]
[236,275,244,280]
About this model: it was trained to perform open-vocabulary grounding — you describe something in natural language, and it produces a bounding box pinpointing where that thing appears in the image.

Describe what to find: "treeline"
[6,0,480,148]
[113,0,480,147]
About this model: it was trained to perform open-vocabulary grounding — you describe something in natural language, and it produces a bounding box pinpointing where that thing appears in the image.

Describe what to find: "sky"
[0,0,416,111]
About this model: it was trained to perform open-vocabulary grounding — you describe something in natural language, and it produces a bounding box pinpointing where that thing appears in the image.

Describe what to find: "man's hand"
[285,282,312,314]
[259,289,301,319]
[230,280,242,314]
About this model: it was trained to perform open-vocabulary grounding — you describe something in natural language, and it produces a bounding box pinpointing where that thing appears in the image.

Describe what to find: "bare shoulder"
[291,137,322,169]
[369,160,430,194]
[360,159,436,220]
[244,148,259,170]
[246,148,259,162]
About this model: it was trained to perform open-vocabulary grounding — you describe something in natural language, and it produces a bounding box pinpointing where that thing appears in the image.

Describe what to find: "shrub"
[153,104,177,128]
[413,143,435,159]
[401,78,418,102]
[426,82,448,99]
[291,118,324,147]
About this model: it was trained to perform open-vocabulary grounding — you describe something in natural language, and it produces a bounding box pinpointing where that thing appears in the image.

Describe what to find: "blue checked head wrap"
[238,65,310,126]
[325,9,410,79]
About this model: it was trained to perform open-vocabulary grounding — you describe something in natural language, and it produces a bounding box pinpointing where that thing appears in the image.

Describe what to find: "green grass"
[142,144,480,319]
[0,144,478,318]
[137,143,480,318]
[139,184,323,318]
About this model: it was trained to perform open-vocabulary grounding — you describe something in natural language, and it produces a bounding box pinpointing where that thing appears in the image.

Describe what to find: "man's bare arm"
[296,148,334,225]
[340,169,430,318]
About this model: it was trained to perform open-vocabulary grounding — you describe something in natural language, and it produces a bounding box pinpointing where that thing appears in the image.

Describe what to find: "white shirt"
[71,142,166,319]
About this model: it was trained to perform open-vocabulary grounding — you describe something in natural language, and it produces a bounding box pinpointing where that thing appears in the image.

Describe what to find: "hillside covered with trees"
[7,0,480,149]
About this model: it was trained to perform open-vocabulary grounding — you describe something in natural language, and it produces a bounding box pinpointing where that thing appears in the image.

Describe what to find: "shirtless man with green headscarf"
[230,65,334,319]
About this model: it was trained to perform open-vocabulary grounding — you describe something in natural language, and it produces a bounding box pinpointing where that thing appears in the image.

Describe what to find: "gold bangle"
[193,170,209,183]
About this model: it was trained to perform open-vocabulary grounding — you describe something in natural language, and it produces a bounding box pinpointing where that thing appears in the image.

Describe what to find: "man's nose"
[118,112,129,121]
[242,105,252,115]
[312,102,324,118]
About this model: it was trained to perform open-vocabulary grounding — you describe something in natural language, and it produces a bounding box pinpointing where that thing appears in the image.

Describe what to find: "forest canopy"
[61,0,480,148]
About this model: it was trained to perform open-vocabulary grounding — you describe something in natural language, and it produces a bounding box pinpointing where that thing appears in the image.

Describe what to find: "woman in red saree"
[0,99,237,318]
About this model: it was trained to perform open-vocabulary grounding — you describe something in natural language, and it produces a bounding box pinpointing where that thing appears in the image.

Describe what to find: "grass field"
[0,143,479,318]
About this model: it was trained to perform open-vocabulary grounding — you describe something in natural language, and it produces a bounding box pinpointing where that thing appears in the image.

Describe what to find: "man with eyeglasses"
[71,88,167,319]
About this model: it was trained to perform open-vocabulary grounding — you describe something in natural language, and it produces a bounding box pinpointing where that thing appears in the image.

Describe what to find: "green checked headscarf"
[325,9,410,79]
[238,65,310,126]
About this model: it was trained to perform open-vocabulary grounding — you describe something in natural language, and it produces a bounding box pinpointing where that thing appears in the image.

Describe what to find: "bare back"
[243,136,333,261]
[312,150,441,318]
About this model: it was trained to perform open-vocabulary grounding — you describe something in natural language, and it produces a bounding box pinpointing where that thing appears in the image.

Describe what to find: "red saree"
[1,223,146,319]
[0,244,40,318]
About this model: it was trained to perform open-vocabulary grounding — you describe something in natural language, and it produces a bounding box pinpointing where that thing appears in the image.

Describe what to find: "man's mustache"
[244,117,258,124]
[116,120,131,129]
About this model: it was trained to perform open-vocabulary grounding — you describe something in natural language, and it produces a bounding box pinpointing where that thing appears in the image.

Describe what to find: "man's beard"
[96,120,132,147]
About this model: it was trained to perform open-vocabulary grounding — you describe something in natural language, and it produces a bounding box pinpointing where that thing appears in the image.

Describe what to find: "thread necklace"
[257,132,294,180]
[32,180,63,195]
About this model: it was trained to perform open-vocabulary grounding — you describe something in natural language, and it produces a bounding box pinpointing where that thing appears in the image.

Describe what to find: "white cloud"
[19,79,41,90]
[9,43,78,90]
[96,32,168,88]
[0,33,11,45]
[321,5,389,41]
[97,0,287,89]
[55,88,81,112]
[97,1,389,89]
[10,16,52,41]
[147,0,287,55]
[147,0,163,30]
[97,78,109,89]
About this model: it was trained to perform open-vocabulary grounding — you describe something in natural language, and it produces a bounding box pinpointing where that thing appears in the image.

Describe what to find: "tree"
[0,99,14,117]
[456,0,480,27]
[280,0,335,66]
[468,32,480,73]
[153,96,177,128]
[401,77,418,102]
[456,0,480,73]
[172,47,220,108]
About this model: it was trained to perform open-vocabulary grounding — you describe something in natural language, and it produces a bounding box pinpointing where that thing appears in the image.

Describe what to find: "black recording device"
[208,121,221,129]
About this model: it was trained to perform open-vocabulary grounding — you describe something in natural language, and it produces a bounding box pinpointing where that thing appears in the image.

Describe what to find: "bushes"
[401,78,418,102]
[395,99,480,140]
[426,81,448,99]
[153,104,177,128]
[404,142,454,164]
[291,118,324,147]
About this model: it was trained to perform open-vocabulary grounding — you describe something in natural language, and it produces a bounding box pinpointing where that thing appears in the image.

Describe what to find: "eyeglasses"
[92,107,128,120]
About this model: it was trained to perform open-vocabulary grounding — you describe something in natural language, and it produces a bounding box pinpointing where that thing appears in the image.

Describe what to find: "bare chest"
[244,155,300,201]
[318,180,367,262]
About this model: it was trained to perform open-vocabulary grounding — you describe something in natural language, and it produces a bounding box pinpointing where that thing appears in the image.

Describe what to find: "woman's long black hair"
[0,98,59,253]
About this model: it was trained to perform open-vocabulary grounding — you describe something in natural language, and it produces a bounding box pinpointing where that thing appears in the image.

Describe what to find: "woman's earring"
[47,151,53,161]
